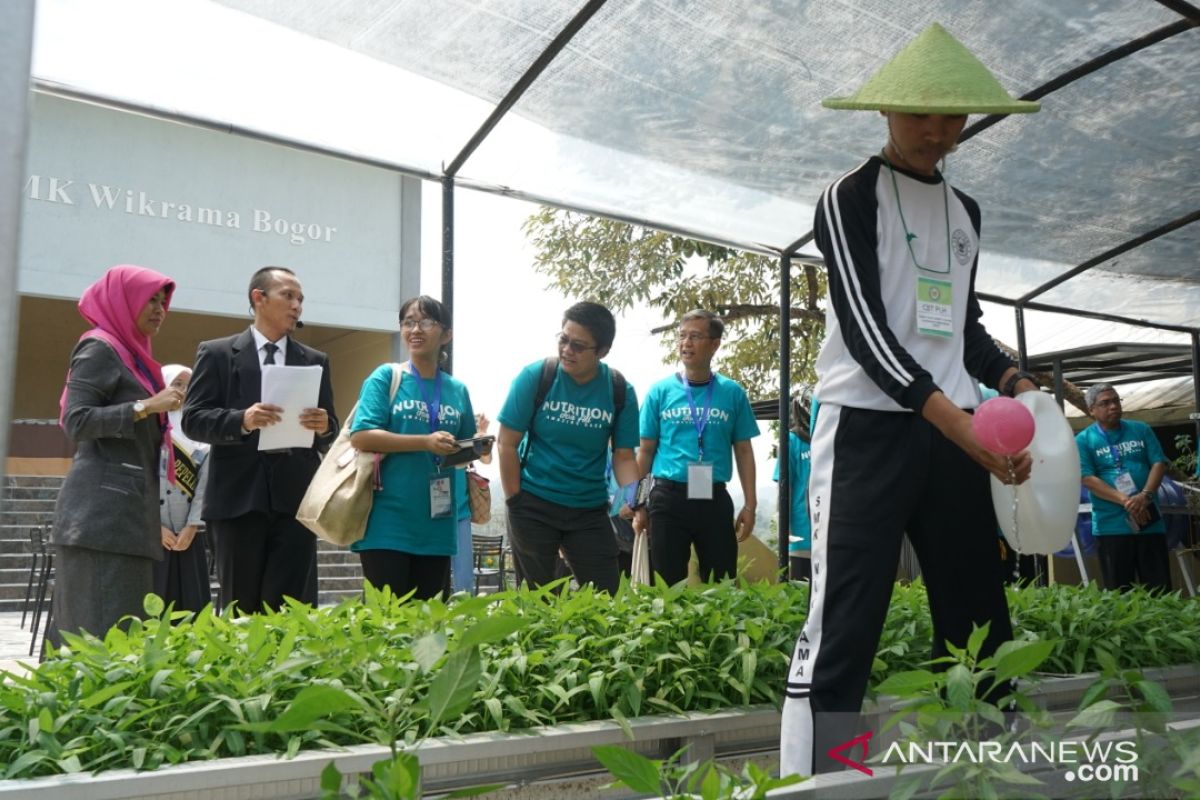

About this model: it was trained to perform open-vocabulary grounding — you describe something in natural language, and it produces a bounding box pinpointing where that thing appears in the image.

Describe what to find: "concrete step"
[2,475,65,489]
[312,563,362,580]
[0,496,58,515]
[1,486,63,501]
[318,589,361,606]
[317,574,367,592]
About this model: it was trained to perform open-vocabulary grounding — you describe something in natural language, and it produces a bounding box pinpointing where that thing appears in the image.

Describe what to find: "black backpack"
[520,357,627,466]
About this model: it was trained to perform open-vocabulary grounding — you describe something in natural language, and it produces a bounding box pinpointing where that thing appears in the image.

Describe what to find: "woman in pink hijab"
[48,264,184,652]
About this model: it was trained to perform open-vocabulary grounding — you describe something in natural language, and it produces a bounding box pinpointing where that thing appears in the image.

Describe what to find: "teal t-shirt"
[639,373,760,483]
[349,363,476,555]
[497,360,639,508]
[773,431,812,552]
[1075,420,1167,536]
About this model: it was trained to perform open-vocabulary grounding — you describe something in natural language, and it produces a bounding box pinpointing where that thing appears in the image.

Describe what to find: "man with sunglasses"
[496,301,640,593]
[1076,383,1171,592]
[634,310,759,585]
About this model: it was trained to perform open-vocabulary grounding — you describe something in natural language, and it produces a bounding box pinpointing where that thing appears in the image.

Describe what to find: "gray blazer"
[53,338,164,560]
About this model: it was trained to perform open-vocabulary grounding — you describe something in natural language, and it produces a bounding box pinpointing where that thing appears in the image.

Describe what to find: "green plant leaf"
[1067,699,1123,729]
[876,670,938,697]
[320,761,343,794]
[966,623,989,661]
[144,593,165,618]
[239,685,360,733]
[945,665,973,710]
[422,647,482,729]
[457,616,525,650]
[1134,679,1173,714]
[992,638,1056,684]
[412,632,447,672]
[591,745,661,794]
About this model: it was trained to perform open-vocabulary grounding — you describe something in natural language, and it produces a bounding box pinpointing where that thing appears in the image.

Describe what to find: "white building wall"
[19,94,417,332]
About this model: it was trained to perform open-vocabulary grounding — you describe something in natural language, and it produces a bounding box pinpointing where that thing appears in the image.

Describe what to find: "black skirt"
[152,530,212,614]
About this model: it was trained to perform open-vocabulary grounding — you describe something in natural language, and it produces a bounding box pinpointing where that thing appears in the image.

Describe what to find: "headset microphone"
[295,320,305,329]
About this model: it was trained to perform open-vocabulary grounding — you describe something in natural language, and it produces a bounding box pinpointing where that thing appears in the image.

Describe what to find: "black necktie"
[263,342,279,365]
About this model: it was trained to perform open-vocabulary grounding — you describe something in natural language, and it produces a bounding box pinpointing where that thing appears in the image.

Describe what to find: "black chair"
[473,534,506,594]
[20,526,48,629]
[29,543,54,657]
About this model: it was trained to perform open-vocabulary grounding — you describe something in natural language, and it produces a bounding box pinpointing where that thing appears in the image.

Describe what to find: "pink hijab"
[59,265,177,475]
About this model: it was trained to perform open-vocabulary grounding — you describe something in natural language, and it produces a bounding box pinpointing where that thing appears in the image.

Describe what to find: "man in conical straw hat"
[780,23,1042,777]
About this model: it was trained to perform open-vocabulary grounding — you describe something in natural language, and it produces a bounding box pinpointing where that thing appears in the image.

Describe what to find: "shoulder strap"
[531,357,559,427]
[609,367,627,429]
[521,357,559,468]
[389,362,405,402]
[345,363,404,435]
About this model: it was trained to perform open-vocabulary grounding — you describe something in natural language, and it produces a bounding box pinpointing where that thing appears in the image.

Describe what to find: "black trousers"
[506,490,619,594]
[359,550,450,601]
[789,555,812,581]
[1097,533,1171,593]
[210,511,317,613]
[780,405,1013,777]
[647,481,737,585]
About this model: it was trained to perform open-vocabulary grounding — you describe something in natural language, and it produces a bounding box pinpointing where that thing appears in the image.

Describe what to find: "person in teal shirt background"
[350,296,477,600]
[497,302,639,594]
[774,391,814,581]
[1075,383,1170,592]
[636,310,759,585]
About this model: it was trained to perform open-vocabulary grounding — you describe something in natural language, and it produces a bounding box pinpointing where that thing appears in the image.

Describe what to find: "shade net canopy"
[30,0,1200,328]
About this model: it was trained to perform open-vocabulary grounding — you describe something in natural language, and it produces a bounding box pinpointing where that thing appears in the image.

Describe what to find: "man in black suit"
[182,266,337,612]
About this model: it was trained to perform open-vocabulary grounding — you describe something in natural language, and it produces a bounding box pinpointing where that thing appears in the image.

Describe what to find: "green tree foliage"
[522,208,827,401]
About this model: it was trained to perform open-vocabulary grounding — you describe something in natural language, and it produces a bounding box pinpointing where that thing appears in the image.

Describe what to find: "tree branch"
[650,305,823,334]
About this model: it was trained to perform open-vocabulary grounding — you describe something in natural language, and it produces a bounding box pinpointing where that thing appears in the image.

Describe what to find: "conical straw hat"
[823,23,1040,114]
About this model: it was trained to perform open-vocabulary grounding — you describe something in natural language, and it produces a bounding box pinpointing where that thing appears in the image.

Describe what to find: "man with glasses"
[634,310,759,584]
[1076,383,1171,592]
[496,301,640,593]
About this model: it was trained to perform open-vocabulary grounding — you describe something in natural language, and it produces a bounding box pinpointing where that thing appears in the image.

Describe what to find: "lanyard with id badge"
[1100,425,1138,496]
[681,374,716,500]
[885,158,956,339]
[410,362,454,520]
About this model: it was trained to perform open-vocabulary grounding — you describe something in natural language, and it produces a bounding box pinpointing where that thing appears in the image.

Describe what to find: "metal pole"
[1015,305,1029,371]
[1052,359,1064,408]
[0,1,37,479]
[1192,332,1200,477]
[778,254,792,573]
[441,174,454,373]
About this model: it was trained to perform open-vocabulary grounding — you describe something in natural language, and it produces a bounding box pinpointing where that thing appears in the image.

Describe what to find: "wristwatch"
[1001,370,1037,397]
[132,400,147,420]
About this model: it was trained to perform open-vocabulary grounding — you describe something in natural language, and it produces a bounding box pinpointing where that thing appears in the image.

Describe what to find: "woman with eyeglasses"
[496,301,640,594]
[348,296,478,599]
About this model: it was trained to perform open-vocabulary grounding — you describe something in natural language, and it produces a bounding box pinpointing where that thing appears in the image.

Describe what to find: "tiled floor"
[0,611,37,677]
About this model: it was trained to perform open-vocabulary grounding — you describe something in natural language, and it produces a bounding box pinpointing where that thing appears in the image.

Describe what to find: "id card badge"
[1114,471,1136,495]
[429,472,453,519]
[687,462,714,500]
[916,276,953,338]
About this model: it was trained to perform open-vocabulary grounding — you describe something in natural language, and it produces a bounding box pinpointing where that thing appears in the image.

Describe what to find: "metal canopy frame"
[431,0,1198,570]
[3,1,1197,573]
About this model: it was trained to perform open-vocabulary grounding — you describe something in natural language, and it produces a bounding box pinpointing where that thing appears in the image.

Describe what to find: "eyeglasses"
[556,333,598,353]
[401,318,441,332]
[1094,397,1122,408]
[677,332,713,343]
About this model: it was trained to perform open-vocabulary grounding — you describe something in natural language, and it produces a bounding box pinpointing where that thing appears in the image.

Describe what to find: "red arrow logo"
[828,731,873,776]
